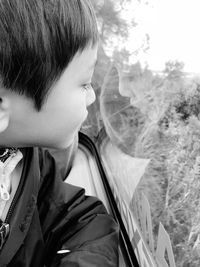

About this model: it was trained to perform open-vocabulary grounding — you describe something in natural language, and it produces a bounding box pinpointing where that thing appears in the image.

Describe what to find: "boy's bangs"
[61,0,99,55]
[48,0,99,81]
[73,0,98,49]
[0,0,98,110]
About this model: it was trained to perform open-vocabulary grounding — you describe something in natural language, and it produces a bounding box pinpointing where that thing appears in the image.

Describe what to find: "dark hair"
[0,0,98,110]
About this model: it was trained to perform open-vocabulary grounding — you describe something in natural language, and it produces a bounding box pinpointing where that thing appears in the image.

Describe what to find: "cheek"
[47,95,87,134]
[65,98,87,123]
[38,103,87,149]
[66,109,88,130]
[59,105,87,133]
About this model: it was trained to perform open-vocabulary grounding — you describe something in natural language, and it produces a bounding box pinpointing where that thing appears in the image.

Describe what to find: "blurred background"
[81,1,200,266]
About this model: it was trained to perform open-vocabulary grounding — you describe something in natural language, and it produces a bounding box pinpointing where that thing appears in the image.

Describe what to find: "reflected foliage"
[82,1,200,266]
[91,0,130,41]
[98,59,200,266]
[126,65,200,267]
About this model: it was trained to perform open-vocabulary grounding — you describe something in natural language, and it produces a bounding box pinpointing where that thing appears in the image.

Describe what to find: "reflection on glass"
[82,1,200,266]
[100,64,200,267]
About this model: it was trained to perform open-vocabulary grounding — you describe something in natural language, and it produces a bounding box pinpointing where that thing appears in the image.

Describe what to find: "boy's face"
[0,45,98,149]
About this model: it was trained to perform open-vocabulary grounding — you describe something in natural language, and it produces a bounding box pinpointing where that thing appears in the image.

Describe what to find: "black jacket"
[0,143,119,266]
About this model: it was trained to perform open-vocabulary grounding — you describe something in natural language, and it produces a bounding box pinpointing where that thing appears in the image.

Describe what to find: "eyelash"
[82,83,93,91]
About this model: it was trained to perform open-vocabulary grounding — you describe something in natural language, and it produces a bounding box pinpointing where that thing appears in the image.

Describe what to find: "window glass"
[67,143,129,267]
[82,1,200,266]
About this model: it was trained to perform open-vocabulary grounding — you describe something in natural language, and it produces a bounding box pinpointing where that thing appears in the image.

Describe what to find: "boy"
[0,0,119,266]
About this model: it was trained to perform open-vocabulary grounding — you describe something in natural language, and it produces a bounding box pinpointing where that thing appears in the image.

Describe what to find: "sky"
[120,0,200,73]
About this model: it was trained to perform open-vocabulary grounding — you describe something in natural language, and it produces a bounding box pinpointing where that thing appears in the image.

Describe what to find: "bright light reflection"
[121,0,200,73]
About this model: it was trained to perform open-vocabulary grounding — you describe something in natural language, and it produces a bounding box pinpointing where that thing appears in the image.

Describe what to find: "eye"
[82,83,93,91]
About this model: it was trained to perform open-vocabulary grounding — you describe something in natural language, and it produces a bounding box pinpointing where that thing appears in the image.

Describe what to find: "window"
[67,133,138,266]
[82,1,200,266]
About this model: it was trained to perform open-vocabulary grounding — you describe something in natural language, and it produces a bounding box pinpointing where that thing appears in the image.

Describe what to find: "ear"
[0,95,10,133]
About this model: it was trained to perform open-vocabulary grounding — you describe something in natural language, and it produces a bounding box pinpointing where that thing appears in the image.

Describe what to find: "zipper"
[0,149,29,250]
[0,220,9,249]
[0,164,23,250]
[4,148,28,224]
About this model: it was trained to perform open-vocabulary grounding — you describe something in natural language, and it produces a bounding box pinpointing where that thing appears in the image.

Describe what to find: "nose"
[86,86,96,107]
